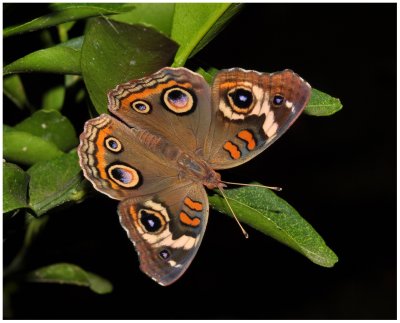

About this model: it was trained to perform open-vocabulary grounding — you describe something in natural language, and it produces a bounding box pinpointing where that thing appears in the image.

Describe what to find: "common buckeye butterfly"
[78,67,311,286]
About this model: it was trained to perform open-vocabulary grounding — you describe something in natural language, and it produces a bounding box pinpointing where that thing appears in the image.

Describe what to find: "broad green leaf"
[4,3,135,38]
[112,3,175,36]
[171,3,243,67]
[81,18,178,114]
[305,88,343,116]
[27,263,113,294]
[3,129,64,166]
[14,110,78,151]
[209,186,338,268]
[4,36,83,75]
[3,162,30,213]
[42,85,65,111]
[27,151,88,216]
[3,75,31,110]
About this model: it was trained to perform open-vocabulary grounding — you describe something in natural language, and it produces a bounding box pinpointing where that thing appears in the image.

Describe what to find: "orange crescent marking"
[184,197,203,211]
[237,130,256,150]
[121,81,192,110]
[179,211,201,227]
[223,141,241,160]
[95,125,119,190]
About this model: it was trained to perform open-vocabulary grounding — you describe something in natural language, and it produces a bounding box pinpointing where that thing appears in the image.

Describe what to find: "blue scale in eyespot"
[111,168,132,184]
[168,89,188,106]
[273,95,285,105]
[108,139,118,149]
[136,103,147,111]
[159,249,170,260]
[230,88,253,108]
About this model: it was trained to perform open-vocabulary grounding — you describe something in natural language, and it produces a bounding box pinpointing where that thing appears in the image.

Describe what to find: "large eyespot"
[272,94,285,106]
[104,136,123,153]
[227,87,255,114]
[131,100,151,114]
[107,163,141,188]
[138,208,166,234]
[162,86,195,114]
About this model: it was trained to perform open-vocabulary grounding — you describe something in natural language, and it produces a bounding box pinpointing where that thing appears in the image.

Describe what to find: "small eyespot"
[162,87,194,114]
[107,164,141,188]
[131,100,151,114]
[273,95,285,106]
[159,249,171,260]
[227,87,255,114]
[105,136,122,152]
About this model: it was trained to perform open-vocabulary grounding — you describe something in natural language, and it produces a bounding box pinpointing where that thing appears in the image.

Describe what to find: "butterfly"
[78,67,311,286]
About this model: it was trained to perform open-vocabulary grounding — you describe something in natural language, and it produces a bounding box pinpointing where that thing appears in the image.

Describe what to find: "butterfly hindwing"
[205,69,312,169]
[118,183,208,286]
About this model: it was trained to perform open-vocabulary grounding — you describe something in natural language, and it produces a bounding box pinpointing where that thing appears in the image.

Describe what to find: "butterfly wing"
[78,114,191,200]
[107,67,212,155]
[118,183,208,286]
[204,68,312,169]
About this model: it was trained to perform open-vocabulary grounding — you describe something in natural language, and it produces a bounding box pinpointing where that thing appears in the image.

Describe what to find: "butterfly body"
[78,67,311,285]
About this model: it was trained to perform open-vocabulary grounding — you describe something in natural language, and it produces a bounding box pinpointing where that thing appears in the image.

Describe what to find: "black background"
[4,3,396,319]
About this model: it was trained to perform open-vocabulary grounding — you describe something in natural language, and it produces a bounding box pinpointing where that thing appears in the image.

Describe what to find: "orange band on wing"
[237,130,256,150]
[95,125,119,190]
[179,211,201,227]
[184,197,203,211]
[223,141,241,160]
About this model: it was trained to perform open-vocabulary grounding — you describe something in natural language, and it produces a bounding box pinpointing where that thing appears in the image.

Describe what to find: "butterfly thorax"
[136,128,221,189]
[177,152,221,190]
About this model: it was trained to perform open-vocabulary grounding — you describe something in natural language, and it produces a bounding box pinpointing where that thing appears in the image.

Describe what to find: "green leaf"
[3,129,64,166]
[209,186,338,268]
[42,85,65,111]
[81,18,178,114]
[3,75,31,110]
[4,3,135,38]
[112,3,175,36]
[305,88,343,116]
[4,36,83,75]
[14,110,78,151]
[27,151,88,216]
[27,263,113,294]
[196,66,219,85]
[171,3,243,67]
[3,162,30,213]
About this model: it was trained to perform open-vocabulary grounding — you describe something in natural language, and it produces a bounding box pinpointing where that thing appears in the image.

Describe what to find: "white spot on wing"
[263,110,275,134]
[266,122,278,137]
[285,100,293,109]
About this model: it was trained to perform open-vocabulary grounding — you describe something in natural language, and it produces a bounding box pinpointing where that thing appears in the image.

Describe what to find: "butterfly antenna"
[218,185,249,239]
[221,181,282,192]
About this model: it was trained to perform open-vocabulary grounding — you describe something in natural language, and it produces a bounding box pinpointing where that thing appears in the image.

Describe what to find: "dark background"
[4,4,396,319]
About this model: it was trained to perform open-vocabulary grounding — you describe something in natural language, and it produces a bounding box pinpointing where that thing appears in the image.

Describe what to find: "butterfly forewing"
[107,67,212,157]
